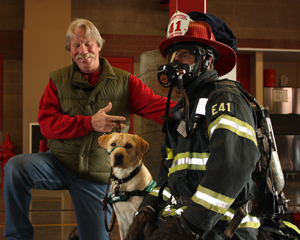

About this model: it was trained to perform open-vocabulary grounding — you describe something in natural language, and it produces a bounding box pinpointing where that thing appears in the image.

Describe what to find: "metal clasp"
[243,200,252,214]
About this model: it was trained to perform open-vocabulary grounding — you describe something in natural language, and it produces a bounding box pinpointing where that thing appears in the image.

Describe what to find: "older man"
[3,18,175,240]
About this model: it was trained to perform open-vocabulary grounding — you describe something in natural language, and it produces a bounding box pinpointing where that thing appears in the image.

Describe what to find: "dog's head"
[98,133,149,169]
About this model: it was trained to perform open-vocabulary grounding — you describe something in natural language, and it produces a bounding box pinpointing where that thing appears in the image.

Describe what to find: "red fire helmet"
[159,11,237,76]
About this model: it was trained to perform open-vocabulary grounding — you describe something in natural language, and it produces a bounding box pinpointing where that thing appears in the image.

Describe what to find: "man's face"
[173,49,196,66]
[70,27,101,73]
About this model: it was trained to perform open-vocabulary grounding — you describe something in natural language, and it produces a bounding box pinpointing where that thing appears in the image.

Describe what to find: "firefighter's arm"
[181,90,260,235]
[148,216,202,240]
[124,206,157,240]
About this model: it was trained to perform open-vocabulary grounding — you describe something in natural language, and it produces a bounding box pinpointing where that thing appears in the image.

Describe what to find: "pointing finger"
[101,102,112,114]
[109,116,126,122]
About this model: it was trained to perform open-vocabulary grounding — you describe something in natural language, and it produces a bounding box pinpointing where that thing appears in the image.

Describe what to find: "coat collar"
[70,56,117,91]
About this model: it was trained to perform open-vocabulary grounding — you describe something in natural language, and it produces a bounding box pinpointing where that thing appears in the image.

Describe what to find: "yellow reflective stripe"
[166,147,174,160]
[208,115,257,146]
[282,221,300,235]
[221,208,260,229]
[149,187,171,201]
[162,205,187,217]
[168,152,210,175]
[192,185,234,214]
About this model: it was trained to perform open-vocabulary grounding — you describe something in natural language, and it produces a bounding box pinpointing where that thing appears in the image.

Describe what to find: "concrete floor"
[0,174,299,240]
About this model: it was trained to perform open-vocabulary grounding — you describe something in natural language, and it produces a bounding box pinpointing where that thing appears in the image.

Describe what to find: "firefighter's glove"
[149,216,202,240]
[124,206,157,240]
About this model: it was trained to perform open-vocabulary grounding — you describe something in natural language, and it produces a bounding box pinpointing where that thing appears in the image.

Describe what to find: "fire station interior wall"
[22,0,72,153]
[0,54,2,133]
[264,54,300,88]
[1,0,300,154]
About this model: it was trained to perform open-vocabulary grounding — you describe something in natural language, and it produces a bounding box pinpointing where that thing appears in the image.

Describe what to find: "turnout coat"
[140,70,261,240]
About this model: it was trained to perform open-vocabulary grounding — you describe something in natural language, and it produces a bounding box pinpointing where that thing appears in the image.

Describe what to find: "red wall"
[236,54,250,93]
[0,54,2,131]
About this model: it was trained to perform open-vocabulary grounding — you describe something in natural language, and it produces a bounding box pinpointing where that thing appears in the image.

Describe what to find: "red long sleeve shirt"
[38,72,175,140]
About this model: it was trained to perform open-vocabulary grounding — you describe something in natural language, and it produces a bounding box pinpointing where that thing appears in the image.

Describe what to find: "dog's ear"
[98,134,113,150]
[133,135,149,159]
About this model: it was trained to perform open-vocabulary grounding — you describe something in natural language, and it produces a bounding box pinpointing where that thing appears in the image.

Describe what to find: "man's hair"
[65,18,105,52]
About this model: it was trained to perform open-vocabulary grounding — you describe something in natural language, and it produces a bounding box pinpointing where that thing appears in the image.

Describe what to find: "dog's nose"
[114,153,124,167]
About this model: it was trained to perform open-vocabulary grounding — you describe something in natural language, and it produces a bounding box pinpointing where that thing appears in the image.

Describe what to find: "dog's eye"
[125,144,132,149]
[111,142,116,147]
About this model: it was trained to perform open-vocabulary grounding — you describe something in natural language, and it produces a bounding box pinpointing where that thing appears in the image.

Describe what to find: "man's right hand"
[125,207,157,240]
[91,102,126,133]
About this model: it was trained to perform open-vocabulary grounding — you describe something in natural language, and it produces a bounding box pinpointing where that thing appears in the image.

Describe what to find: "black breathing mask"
[157,43,217,90]
[158,43,218,138]
[157,61,191,88]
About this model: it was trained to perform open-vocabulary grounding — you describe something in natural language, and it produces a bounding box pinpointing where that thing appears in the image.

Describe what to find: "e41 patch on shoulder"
[209,101,235,121]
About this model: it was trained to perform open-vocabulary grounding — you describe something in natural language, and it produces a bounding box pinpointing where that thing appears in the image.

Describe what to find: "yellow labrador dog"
[98,133,156,240]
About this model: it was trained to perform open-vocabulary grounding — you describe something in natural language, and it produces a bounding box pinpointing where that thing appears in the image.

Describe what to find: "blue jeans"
[3,151,112,240]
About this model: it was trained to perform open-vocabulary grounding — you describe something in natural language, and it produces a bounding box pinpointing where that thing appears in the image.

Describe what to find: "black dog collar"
[110,162,143,185]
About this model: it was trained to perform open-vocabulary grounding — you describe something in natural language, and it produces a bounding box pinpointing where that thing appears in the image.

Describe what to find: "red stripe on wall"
[0,54,3,131]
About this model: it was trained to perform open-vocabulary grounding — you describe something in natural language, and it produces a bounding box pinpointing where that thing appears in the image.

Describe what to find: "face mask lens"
[166,51,176,64]
[160,44,209,89]
[189,63,195,71]
[166,49,196,67]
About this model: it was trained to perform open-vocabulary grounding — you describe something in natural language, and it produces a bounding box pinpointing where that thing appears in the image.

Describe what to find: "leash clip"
[115,186,120,195]
[243,199,252,214]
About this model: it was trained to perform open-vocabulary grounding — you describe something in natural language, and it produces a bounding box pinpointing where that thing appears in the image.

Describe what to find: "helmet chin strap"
[200,49,214,75]
[176,51,214,137]
[178,77,196,137]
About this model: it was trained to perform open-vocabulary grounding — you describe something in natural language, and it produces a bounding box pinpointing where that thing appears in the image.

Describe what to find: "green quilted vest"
[48,57,131,183]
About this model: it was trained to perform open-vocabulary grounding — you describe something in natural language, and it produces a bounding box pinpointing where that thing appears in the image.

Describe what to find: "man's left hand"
[91,102,126,132]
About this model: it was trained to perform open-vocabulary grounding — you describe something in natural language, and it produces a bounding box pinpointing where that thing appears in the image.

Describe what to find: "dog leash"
[103,171,117,232]
[103,122,121,233]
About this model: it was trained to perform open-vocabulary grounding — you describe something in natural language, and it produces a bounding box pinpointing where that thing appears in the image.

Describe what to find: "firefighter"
[125,11,262,240]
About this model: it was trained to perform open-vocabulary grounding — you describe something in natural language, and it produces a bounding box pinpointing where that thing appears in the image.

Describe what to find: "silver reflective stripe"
[175,208,184,216]
[223,210,260,226]
[171,156,208,168]
[169,153,209,175]
[194,191,231,210]
[151,189,171,199]
[208,115,257,146]
[210,118,254,137]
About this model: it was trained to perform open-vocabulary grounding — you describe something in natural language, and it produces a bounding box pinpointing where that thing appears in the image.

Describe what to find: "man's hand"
[91,102,126,133]
[149,216,201,240]
[125,207,157,240]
